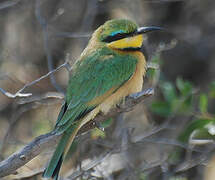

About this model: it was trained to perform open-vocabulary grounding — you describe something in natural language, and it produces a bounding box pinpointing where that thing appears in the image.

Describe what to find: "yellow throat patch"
[107,34,143,50]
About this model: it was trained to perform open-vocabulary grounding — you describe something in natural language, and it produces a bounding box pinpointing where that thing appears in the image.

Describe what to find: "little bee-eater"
[43,19,161,179]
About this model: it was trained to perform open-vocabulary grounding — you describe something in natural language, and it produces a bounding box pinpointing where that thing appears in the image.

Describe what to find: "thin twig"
[66,151,113,180]
[0,88,32,98]
[0,62,68,98]
[35,0,65,94]
[53,32,91,38]
[138,137,204,153]
[17,92,64,104]
[174,144,215,173]
[0,94,64,155]
[0,0,20,10]
[147,62,160,69]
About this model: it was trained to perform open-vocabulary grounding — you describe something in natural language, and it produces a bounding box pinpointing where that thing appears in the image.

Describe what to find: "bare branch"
[0,0,20,10]
[138,137,204,153]
[53,32,91,38]
[147,62,160,69]
[174,144,215,173]
[17,92,64,104]
[0,88,31,98]
[0,88,153,178]
[0,132,60,178]
[35,0,66,93]
[156,39,178,53]
[0,92,64,155]
[65,151,113,180]
[0,62,69,99]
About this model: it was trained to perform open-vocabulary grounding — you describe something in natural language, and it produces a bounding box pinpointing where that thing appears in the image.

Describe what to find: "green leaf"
[209,81,215,98]
[182,98,193,113]
[179,118,214,142]
[176,78,193,96]
[150,101,171,117]
[151,54,161,64]
[146,68,156,79]
[139,173,148,180]
[199,93,208,114]
[205,122,215,136]
[160,81,177,103]
[146,54,161,83]
[190,128,215,140]
[100,118,113,128]
[91,128,106,139]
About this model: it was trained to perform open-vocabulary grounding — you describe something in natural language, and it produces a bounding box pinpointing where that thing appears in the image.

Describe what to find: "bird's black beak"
[136,26,163,34]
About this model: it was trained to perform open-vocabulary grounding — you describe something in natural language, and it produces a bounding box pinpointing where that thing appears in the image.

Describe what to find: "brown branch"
[0,132,60,178]
[0,62,69,98]
[0,92,64,155]
[66,151,114,180]
[0,88,154,178]
[174,144,215,173]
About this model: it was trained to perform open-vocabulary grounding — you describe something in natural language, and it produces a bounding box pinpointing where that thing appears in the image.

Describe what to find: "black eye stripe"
[103,31,136,43]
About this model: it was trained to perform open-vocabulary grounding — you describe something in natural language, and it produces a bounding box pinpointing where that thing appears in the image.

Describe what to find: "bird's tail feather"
[42,123,81,179]
[52,155,63,180]
[42,132,69,179]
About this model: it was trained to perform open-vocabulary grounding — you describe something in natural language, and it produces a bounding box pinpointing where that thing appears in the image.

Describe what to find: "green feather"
[55,47,137,133]
[43,124,78,179]
[43,132,69,178]
[55,102,67,127]
[43,46,138,179]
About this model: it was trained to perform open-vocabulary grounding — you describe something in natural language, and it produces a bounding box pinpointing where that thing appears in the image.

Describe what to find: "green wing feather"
[43,47,138,179]
[55,47,138,134]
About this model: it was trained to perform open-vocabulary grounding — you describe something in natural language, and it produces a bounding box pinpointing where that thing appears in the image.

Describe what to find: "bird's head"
[91,19,161,51]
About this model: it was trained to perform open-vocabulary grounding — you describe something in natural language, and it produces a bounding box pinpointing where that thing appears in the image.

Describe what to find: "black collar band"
[119,47,141,51]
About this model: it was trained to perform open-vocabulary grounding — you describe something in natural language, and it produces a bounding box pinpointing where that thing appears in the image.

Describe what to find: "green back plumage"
[55,47,138,133]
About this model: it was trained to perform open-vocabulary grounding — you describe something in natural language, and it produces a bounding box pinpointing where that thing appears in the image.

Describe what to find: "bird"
[42,19,161,179]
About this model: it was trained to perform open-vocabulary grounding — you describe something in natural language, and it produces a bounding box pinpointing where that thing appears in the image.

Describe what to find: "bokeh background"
[0,0,215,179]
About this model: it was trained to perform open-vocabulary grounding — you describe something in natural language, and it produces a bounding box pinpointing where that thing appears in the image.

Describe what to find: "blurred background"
[0,0,215,179]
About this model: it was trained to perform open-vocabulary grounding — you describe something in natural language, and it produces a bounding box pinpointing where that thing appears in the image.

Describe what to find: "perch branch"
[0,88,154,178]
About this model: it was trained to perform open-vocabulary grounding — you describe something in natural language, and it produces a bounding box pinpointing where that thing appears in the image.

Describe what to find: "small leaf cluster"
[150,74,215,144]
[150,78,193,117]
